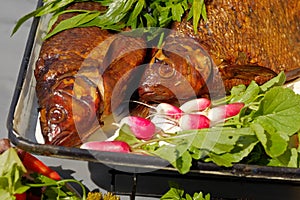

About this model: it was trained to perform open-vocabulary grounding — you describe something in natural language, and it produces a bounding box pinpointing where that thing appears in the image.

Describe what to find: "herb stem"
[131,129,211,149]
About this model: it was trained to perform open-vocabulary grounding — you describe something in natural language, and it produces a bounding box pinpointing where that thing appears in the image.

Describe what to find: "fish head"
[138,35,213,104]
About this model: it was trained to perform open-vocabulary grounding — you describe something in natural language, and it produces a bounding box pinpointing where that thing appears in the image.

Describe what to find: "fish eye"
[48,106,67,124]
[158,64,175,78]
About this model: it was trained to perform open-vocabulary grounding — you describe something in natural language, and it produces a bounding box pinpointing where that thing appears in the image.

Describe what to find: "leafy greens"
[12,0,207,39]
[116,72,300,174]
[161,182,211,200]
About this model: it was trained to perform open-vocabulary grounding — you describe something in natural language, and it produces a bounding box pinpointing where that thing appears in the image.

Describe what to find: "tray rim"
[7,0,300,184]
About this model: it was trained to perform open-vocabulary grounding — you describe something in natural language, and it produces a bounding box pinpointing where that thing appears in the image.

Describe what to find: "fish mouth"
[138,86,193,104]
[138,84,172,100]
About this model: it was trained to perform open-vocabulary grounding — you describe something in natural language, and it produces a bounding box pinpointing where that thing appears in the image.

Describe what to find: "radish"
[129,101,184,133]
[80,141,131,153]
[147,103,183,133]
[179,114,210,130]
[208,102,245,123]
[180,98,211,113]
[155,103,183,120]
[151,115,182,133]
[119,116,157,140]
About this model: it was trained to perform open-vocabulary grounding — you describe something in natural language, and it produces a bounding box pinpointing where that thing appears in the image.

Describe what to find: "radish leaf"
[254,87,300,136]
[205,136,258,167]
[115,124,141,145]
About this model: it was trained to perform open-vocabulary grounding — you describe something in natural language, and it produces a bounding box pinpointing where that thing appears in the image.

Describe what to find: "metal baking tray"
[7,0,300,198]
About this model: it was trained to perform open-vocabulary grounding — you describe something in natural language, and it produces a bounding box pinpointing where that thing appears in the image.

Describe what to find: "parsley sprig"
[12,0,207,39]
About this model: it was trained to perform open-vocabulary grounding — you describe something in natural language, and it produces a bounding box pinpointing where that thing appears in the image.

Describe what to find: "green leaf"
[28,174,85,199]
[268,148,298,168]
[288,148,298,168]
[143,13,157,27]
[161,185,185,199]
[0,148,26,176]
[0,148,28,197]
[186,194,193,200]
[161,183,211,200]
[191,127,255,154]
[268,131,289,157]
[151,132,195,173]
[171,3,184,22]
[172,151,193,174]
[0,190,11,200]
[47,9,98,33]
[254,87,300,136]
[115,124,141,145]
[229,84,247,98]
[44,11,100,39]
[0,177,8,190]
[14,185,30,195]
[127,0,145,28]
[11,0,75,36]
[200,3,207,21]
[151,127,256,171]
[191,0,205,33]
[97,0,137,25]
[252,123,289,158]
[260,71,286,92]
[37,0,75,16]
[206,135,258,167]
[14,0,207,39]
[193,192,211,200]
[229,81,260,104]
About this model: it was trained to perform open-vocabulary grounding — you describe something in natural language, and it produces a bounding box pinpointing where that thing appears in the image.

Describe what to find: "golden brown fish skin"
[173,0,300,90]
[35,2,148,147]
[35,2,111,102]
[35,2,109,147]
[101,35,147,118]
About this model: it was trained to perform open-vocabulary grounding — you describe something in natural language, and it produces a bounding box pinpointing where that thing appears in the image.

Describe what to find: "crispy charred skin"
[138,33,213,104]
[35,2,147,147]
[172,0,300,91]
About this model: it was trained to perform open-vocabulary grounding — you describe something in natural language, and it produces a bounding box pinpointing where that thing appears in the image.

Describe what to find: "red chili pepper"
[14,193,27,200]
[19,151,61,181]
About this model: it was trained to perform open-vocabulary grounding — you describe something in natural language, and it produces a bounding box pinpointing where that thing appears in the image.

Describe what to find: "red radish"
[155,103,183,120]
[18,150,61,181]
[81,141,131,153]
[180,98,211,113]
[119,116,157,140]
[151,115,182,133]
[208,102,245,122]
[179,114,210,130]
[149,103,183,133]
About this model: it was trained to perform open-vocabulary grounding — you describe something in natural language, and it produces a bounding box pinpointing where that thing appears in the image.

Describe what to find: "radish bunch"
[148,98,244,131]
[80,98,245,153]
